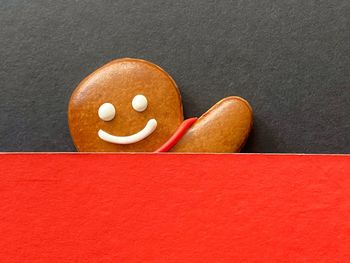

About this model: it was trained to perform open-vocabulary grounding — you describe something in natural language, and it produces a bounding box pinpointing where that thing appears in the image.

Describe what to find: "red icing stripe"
[155,117,197,152]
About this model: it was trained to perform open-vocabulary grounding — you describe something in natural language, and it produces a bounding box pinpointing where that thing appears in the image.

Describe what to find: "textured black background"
[0,0,349,153]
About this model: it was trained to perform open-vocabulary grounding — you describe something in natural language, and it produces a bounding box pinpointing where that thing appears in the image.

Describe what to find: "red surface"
[1,153,350,262]
[155,117,198,152]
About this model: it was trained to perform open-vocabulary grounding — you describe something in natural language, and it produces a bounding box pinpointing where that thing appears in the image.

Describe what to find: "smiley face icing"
[68,58,253,153]
[68,58,183,152]
[97,97,158,145]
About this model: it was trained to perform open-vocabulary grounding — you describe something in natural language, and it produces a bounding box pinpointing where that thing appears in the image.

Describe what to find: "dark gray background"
[1,0,349,153]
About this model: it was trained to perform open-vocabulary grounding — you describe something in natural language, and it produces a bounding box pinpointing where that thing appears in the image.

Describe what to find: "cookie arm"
[170,97,253,153]
[155,118,198,152]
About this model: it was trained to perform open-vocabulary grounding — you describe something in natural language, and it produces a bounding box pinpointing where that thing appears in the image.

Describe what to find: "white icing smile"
[98,118,157,145]
[97,95,155,145]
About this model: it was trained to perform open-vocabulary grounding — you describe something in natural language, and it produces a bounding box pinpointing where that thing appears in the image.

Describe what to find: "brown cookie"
[68,58,253,153]
[170,97,253,153]
[68,58,184,152]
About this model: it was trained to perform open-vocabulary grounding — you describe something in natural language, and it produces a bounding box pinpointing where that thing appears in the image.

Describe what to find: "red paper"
[1,153,350,262]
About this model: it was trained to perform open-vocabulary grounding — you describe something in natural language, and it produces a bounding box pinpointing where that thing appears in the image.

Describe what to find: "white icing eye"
[132,95,148,112]
[98,103,116,121]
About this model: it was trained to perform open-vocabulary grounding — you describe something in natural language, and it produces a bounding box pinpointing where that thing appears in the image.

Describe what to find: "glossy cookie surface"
[170,97,253,153]
[68,58,183,152]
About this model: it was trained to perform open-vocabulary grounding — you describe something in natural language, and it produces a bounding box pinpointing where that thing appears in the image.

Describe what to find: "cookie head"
[68,58,183,152]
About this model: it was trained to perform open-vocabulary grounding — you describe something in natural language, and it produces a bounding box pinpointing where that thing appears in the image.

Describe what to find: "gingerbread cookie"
[170,97,253,152]
[68,58,253,153]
